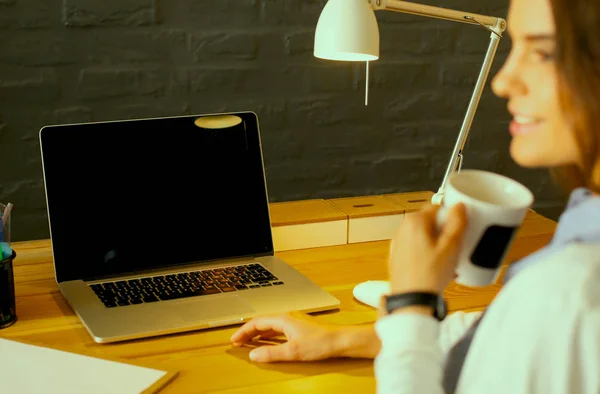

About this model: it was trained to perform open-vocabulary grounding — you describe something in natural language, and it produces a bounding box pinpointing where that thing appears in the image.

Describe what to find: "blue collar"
[503,187,600,283]
[551,188,600,245]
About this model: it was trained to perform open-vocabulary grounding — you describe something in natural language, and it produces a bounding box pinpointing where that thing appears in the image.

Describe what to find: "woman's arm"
[230,309,480,362]
[374,312,445,394]
[333,310,482,360]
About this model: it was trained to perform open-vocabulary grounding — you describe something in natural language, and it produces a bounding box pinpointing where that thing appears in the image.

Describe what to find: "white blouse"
[374,243,600,394]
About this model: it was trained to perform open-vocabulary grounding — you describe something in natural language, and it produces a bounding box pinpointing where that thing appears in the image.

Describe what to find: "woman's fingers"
[230,315,289,345]
[249,341,300,362]
[258,330,283,340]
[436,203,468,258]
[420,203,442,237]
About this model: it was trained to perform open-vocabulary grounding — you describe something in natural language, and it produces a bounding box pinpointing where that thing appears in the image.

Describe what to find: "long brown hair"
[550,0,600,194]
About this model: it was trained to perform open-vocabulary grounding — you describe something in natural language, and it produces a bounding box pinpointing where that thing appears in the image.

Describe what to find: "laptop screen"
[40,112,274,283]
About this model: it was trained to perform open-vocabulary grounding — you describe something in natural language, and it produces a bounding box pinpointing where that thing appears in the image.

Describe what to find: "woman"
[230,0,600,392]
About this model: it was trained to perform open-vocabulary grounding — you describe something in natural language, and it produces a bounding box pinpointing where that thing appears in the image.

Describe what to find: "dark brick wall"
[0,0,566,241]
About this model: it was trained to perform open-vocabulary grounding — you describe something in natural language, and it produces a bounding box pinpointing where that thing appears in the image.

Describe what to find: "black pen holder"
[0,250,17,329]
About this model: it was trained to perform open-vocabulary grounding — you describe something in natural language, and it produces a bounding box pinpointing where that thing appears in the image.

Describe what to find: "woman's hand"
[230,311,380,362]
[230,311,341,362]
[388,203,468,295]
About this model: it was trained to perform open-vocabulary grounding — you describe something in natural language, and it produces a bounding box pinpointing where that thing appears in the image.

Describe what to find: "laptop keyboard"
[89,263,283,308]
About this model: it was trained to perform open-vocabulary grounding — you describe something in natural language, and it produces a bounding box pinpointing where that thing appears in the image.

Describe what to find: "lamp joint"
[464,15,505,37]
[368,0,386,10]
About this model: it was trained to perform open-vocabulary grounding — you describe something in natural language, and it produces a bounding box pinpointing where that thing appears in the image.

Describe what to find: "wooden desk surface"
[0,211,557,393]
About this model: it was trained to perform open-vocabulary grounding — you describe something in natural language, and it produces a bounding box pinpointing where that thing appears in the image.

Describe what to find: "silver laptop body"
[39,111,340,343]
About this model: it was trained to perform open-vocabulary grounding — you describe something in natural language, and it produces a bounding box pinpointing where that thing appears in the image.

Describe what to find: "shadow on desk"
[226,344,373,377]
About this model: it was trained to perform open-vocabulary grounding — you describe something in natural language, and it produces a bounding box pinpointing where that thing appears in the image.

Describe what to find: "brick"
[0,0,55,28]
[89,30,189,64]
[78,68,166,99]
[257,31,289,59]
[462,147,506,172]
[265,158,346,197]
[0,110,51,142]
[284,30,314,56]
[261,0,325,26]
[347,154,431,189]
[261,128,304,166]
[84,102,185,122]
[495,159,548,195]
[189,32,258,62]
[78,69,137,99]
[379,26,456,58]
[300,64,355,93]
[441,56,507,89]
[0,33,77,66]
[440,60,482,87]
[455,24,510,56]
[356,61,439,90]
[385,90,469,122]
[288,97,366,127]
[238,100,286,130]
[63,0,156,27]
[138,69,167,96]
[465,120,510,150]
[257,101,288,129]
[11,212,51,242]
[309,124,388,157]
[163,0,259,28]
[0,70,59,103]
[54,106,92,124]
[2,179,46,210]
[472,91,511,121]
[388,121,462,151]
[171,66,267,95]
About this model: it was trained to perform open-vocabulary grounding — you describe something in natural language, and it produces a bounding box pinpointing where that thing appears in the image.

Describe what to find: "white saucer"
[352,280,391,308]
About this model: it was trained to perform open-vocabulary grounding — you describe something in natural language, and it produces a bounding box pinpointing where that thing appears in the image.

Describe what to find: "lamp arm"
[368,0,506,205]
[431,30,502,205]
[372,0,506,30]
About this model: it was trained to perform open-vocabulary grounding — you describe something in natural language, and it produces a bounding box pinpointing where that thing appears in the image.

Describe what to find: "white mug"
[437,169,534,287]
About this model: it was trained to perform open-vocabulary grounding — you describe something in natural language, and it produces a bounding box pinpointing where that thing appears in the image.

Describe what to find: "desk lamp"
[314,0,507,307]
[314,0,506,205]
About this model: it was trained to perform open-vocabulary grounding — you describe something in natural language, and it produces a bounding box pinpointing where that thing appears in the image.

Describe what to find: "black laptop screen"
[40,112,274,282]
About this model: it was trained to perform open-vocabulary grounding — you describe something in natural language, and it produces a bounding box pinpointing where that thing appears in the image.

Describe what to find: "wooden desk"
[0,211,557,393]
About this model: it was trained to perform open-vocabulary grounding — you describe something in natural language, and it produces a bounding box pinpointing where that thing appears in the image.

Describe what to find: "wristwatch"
[384,292,447,321]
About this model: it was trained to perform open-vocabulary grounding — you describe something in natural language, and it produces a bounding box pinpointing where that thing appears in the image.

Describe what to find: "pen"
[2,202,12,224]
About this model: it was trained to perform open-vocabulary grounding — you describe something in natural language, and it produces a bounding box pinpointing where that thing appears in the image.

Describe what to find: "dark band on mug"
[470,225,518,269]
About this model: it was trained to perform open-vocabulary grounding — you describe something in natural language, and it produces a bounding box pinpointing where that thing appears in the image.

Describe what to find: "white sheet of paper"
[0,338,169,394]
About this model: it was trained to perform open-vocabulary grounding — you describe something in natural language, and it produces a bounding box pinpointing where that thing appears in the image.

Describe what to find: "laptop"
[39,111,340,344]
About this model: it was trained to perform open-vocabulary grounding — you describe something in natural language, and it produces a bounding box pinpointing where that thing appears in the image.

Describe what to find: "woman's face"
[491,0,580,168]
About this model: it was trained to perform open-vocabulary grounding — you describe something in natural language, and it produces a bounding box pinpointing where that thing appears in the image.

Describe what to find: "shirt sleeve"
[438,310,482,355]
[374,310,480,394]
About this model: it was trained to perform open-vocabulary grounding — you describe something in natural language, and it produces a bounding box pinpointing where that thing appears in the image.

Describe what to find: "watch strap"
[385,292,445,320]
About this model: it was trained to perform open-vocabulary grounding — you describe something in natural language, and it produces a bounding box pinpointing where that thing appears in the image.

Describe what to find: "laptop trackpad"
[176,295,255,323]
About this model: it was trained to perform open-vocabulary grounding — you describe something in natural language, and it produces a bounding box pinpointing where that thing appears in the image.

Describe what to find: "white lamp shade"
[314,0,380,61]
